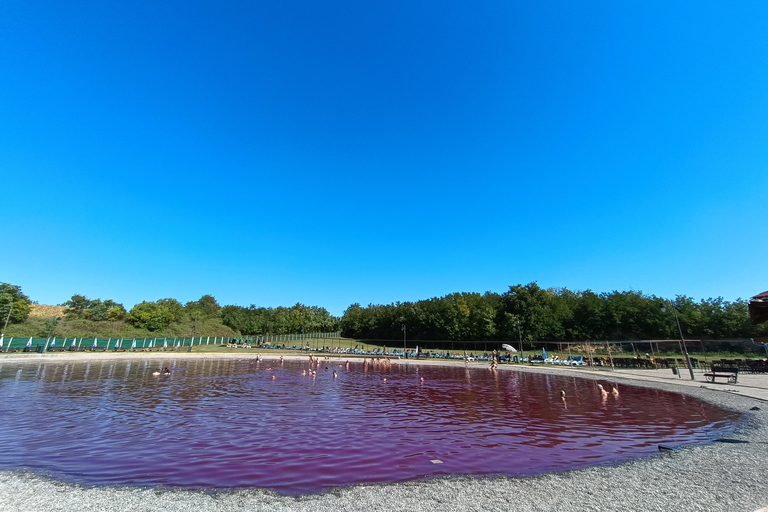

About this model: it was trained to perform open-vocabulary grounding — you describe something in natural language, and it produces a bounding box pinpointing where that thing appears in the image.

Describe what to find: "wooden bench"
[704,366,739,384]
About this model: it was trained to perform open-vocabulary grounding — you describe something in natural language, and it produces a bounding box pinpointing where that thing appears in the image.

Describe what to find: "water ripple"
[0,359,738,494]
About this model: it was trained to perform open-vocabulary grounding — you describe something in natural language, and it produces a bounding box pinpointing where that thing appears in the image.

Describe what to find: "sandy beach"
[1,352,766,512]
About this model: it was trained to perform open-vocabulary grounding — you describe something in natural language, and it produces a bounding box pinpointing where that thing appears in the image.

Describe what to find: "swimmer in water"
[611,385,619,396]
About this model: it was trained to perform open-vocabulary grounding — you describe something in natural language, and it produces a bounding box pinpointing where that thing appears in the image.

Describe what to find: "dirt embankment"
[28,304,69,318]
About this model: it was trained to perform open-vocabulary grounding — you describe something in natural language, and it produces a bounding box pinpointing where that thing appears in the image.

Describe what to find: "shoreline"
[1,353,766,511]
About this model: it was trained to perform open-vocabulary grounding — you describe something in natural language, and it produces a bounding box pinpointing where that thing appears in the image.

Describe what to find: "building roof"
[749,291,768,324]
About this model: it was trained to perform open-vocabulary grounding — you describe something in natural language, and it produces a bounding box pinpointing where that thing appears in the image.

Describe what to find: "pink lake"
[0,358,738,495]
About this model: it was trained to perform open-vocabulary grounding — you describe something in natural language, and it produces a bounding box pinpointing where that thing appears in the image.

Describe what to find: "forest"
[1,281,765,341]
[340,283,765,343]
[0,282,338,338]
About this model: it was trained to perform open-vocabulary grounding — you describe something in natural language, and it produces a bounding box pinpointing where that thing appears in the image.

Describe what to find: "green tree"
[157,298,185,322]
[566,290,606,340]
[341,303,366,338]
[64,294,92,316]
[64,294,127,321]
[127,301,175,331]
[0,282,32,325]
[221,302,339,336]
[90,301,110,321]
[107,302,127,321]
[721,299,755,338]
[498,283,566,342]
[40,316,60,338]
[185,295,221,320]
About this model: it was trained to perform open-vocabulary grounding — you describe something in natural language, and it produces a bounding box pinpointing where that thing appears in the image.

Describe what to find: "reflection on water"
[0,358,738,494]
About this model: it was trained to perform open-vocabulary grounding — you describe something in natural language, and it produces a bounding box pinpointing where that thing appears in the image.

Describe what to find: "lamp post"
[188,314,197,353]
[1,301,13,339]
[401,324,406,354]
[661,301,695,380]
[515,320,523,362]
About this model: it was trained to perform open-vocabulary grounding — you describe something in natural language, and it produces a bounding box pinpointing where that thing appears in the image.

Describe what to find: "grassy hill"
[3,304,238,339]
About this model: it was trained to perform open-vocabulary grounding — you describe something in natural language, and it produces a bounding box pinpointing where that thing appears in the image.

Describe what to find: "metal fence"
[0,332,342,353]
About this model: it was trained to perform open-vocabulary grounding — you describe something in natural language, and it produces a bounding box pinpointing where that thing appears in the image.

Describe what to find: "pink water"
[0,358,737,495]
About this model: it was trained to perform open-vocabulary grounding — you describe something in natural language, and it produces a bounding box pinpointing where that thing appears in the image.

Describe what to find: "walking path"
[542,364,768,402]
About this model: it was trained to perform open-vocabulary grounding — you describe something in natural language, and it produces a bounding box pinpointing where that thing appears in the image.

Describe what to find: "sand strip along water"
[1,352,766,512]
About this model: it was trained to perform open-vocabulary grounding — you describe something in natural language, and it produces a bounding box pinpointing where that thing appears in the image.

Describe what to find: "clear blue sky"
[2,1,767,316]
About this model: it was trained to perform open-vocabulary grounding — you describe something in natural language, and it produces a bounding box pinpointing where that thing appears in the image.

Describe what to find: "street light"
[515,320,523,362]
[660,301,695,380]
[1,300,13,339]
[188,314,197,353]
[401,324,406,354]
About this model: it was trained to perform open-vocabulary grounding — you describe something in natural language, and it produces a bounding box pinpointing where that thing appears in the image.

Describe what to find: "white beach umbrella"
[502,343,517,352]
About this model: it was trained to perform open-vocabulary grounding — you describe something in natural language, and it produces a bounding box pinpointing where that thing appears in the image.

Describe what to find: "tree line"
[340,283,765,342]
[2,281,765,340]
[61,293,340,335]
[0,282,340,336]
[220,304,340,335]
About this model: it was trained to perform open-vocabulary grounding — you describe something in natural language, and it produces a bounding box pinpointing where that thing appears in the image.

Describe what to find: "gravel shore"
[1,357,766,512]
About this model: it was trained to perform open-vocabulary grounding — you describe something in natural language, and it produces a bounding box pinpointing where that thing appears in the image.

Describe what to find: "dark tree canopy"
[221,303,340,335]
[340,283,763,342]
[64,294,126,321]
[6,280,765,340]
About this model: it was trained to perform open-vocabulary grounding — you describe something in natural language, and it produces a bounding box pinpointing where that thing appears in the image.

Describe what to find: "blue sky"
[2,1,767,316]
